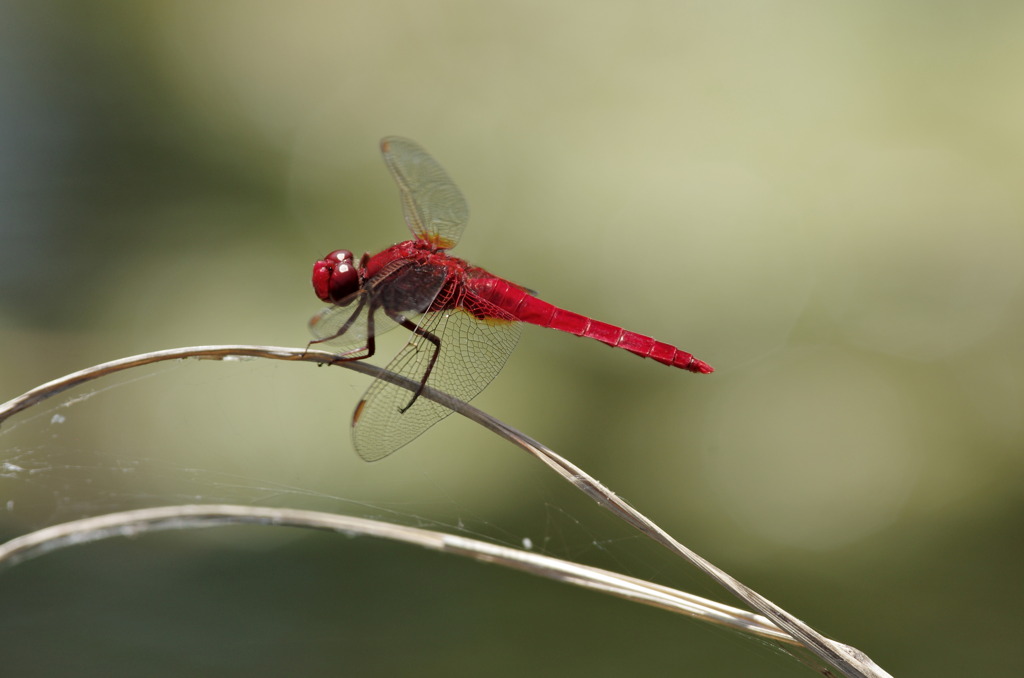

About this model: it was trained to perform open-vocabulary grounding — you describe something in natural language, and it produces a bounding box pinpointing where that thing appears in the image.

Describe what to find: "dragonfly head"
[312,249,360,303]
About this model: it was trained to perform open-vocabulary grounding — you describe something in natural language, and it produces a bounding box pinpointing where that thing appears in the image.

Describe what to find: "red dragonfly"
[310,137,712,461]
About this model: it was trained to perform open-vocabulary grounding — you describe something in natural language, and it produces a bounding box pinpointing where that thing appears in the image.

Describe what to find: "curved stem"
[0,504,794,644]
[0,344,890,678]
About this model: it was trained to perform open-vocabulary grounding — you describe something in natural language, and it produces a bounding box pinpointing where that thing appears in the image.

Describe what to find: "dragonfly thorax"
[312,249,360,303]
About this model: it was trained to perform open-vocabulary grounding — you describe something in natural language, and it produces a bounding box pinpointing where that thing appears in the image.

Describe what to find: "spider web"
[0,358,659,574]
[0,356,825,676]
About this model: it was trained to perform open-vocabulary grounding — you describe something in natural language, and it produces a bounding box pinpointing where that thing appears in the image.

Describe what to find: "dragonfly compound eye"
[312,249,359,303]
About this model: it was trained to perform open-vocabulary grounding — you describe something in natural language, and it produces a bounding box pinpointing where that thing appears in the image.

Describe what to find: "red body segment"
[468,274,713,374]
[344,240,713,374]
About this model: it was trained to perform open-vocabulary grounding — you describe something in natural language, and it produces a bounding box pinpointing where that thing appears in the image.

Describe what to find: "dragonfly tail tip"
[689,359,714,374]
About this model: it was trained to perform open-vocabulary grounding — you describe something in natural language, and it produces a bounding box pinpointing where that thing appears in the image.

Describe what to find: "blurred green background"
[2,2,1023,675]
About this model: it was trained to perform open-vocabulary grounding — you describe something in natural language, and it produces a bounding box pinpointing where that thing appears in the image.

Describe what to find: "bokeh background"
[2,2,1023,676]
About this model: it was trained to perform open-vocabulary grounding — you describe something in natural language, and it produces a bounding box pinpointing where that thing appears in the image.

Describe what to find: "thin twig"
[0,504,794,644]
[0,345,891,678]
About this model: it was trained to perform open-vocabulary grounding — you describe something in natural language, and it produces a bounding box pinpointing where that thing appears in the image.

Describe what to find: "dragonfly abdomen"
[473,278,713,374]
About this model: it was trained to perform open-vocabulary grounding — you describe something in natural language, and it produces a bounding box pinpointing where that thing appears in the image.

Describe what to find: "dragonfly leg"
[310,293,367,345]
[392,314,442,414]
[308,333,376,363]
[306,295,378,361]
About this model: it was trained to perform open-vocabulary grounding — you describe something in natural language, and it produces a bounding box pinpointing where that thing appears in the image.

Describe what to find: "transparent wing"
[380,136,468,250]
[308,294,400,354]
[351,303,522,462]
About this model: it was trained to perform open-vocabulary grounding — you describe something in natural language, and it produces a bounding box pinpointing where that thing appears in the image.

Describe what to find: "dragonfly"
[309,137,712,461]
